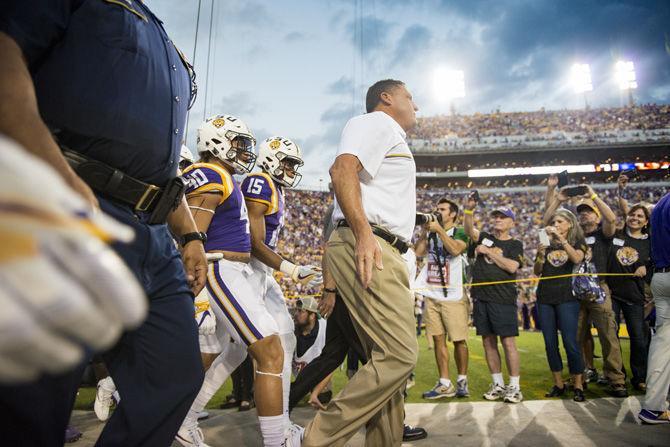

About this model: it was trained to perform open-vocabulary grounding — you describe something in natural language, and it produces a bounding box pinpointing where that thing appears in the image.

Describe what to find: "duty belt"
[63,149,185,225]
[336,220,409,254]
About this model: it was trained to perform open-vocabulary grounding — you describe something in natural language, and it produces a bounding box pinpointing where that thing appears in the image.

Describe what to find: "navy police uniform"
[0,1,204,445]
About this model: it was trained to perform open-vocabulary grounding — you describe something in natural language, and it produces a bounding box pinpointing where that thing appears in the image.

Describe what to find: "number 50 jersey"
[182,162,251,253]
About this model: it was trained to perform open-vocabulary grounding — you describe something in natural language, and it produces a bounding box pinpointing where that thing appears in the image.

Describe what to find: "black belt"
[63,149,185,225]
[654,266,670,273]
[336,220,408,254]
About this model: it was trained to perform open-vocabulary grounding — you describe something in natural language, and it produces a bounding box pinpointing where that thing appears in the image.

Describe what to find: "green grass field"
[74,329,641,411]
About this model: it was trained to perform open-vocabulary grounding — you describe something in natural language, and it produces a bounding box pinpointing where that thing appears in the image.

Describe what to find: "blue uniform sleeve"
[0,0,82,68]
[242,173,278,215]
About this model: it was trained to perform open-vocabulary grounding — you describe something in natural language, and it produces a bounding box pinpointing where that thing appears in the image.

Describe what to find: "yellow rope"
[283,272,638,300]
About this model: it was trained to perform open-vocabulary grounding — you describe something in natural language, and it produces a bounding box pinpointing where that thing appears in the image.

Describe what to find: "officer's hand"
[182,241,207,295]
[66,169,99,209]
[0,137,147,384]
[318,291,336,319]
[355,229,383,289]
[194,289,216,335]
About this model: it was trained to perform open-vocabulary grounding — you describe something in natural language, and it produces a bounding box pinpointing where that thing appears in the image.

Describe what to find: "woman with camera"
[534,209,588,402]
[606,202,652,391]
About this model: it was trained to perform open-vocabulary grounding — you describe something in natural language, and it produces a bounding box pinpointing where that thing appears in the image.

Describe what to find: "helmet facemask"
[212,132,256,174]
[271,153,304,187]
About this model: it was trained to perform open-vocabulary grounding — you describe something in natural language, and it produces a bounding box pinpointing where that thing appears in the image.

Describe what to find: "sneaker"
[456,378,469,397]
[422,382,456,399]
[573,388,586,402]
[197,411,209,420]
[607,384,629,398]
[483,383,506,401]
[175,425,211,447]
[281,423,304,447]
[403,424,428,442]
[64,425,82,443]
[584,368,598,383]
[94,377,116,422]
[596,376,609,386]
[633,381,647,392]
[545,385,566,397]
[504,386,523,403]
[638,409,670,425]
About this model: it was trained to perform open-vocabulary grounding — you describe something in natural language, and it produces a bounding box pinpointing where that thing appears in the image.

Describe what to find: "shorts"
[473,300,519,337]
[206,259,279,346]
[425,296,470,341]
[247,258,294,335]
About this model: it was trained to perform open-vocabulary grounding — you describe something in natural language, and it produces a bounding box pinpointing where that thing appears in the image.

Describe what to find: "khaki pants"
[303,228,418,447]
[577,282,625,385]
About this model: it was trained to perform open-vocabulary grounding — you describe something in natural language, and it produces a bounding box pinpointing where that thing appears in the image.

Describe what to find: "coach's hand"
[318,291,336,319]
[355,229,383,289]
[183,241,207,296]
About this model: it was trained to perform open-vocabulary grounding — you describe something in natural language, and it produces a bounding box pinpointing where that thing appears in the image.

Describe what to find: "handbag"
[572,260,606,304]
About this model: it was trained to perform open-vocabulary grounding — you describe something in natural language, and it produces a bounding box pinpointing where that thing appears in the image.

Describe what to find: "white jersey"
[292,319,327,376]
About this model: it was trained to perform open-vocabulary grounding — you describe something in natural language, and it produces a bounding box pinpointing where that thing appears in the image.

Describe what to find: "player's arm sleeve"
[242,174,274,214]
[0,0,82,67]
[183,167,232,204]
[336,116,397,179]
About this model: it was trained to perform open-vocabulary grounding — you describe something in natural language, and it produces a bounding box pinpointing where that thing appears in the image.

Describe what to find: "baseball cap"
[490,207,515,220]
[296,297,320,315]
[575,199,601,217]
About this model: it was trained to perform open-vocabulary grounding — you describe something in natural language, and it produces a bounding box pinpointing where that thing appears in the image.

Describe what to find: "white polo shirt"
[332,111,416,241]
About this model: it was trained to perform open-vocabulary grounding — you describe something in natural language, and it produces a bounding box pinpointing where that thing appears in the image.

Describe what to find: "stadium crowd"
[408,104,670,140]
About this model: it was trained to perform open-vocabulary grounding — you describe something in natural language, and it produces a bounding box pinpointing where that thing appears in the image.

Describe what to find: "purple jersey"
[242,172,285,250]
[182,163,251,253]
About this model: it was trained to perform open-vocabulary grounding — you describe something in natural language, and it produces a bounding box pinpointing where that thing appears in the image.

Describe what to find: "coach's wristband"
[463,209,474,215]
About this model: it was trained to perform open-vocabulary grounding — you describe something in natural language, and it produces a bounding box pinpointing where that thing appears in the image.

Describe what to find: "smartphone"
[539,229,551,247]
[470,190,483,206]
[557,170,569,188]
[563,185,588,197]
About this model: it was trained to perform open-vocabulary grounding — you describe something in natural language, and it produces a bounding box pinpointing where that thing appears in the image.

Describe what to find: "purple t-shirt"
[182,163,251,253]
[241,172,285,250]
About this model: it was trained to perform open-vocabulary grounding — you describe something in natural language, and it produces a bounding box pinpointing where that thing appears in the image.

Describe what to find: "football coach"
[302,79,419,447]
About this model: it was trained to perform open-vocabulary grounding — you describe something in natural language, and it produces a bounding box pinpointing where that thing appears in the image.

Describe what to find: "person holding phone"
[535,209,588,402]
[543,181,627,397]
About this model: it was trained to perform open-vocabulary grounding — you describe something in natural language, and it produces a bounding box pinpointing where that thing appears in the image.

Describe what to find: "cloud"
[326,76,355,95]
[284,31,306,43]
[392,24,433,66]
[213,91,259,116]
[345,15,394,56]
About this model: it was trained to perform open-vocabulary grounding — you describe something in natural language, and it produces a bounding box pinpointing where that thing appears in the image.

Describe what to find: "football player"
[176,115,303,447]
[243,136,322,429]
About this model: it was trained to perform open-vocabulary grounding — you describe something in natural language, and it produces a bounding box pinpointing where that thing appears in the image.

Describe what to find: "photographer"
[535,209,587,402]
[464,195,524,404]
[415,198,470,399]
[544,182,627,397]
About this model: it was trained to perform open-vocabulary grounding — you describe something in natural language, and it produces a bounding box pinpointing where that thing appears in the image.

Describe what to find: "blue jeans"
[538,301,584,374]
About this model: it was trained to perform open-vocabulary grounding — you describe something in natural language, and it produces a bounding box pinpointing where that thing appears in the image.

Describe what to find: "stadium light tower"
[570,63,593,108]
[433,68,465,114]
[615,60,637,106]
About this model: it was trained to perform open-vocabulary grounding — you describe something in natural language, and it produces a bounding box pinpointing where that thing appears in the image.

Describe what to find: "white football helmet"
[179,144,195,170]
[197,114,257,174]
[257,137,304,187]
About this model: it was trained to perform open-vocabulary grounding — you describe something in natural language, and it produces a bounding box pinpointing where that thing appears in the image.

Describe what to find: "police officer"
[0,1,206,446]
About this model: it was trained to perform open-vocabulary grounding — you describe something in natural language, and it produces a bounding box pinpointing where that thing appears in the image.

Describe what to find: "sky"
[148,0,670,189]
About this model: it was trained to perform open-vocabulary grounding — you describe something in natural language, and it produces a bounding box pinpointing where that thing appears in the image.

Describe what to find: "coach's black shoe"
[403,425,427,442]
[608,384,629,398]
[545,385,566,398]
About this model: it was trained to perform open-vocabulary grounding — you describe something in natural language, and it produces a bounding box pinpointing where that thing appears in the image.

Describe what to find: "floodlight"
[615,60,638,90]
[570,63,593,93]
[433,68,465,101]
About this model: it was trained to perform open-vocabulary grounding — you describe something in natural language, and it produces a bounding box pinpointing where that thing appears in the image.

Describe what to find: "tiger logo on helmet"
[257,137,304,188]
[197,114,257,174]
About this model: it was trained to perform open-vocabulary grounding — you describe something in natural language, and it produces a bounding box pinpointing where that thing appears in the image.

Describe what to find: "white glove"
[0,136,147,384]
[194,289,216,335]
[280,261,323,288]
